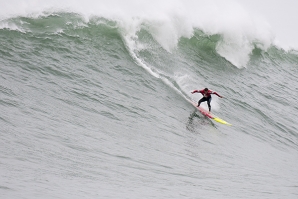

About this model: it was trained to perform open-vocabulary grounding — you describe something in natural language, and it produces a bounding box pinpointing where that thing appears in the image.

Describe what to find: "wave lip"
[1,0,277,68]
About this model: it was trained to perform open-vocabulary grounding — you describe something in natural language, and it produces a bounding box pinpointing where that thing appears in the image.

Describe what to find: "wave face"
[1,9,298,199]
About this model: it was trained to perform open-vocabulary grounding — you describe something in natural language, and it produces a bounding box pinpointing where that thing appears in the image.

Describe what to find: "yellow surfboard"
[190,100,232,126]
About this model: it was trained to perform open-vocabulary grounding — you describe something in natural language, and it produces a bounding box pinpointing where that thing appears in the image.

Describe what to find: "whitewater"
[1,0,298,198]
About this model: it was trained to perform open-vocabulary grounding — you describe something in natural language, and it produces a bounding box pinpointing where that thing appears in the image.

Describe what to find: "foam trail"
[122,33,187,100]
[122,33,219,111]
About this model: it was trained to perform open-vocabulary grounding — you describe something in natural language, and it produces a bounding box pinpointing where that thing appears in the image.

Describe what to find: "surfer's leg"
[207,97,212,112]
[198,97,207,107]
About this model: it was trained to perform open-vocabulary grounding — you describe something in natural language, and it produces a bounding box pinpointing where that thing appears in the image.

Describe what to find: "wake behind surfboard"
[189,100,232,126]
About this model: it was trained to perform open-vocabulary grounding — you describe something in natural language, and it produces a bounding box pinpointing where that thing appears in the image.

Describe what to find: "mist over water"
[1,1,298,199]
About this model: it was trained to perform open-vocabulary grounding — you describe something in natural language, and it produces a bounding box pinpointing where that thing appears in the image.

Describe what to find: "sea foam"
[1,0,275,67]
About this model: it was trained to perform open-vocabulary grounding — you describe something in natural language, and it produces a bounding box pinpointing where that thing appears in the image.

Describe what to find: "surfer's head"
[204,88,208,92]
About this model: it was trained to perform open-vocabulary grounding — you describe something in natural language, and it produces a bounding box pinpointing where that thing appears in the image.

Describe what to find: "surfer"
[191,88,223,112]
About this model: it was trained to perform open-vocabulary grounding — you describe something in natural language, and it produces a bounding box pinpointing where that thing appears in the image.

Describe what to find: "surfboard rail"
[189,100,232,126]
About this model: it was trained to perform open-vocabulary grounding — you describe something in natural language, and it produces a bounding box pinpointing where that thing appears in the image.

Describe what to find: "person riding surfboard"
[191,88,223,112]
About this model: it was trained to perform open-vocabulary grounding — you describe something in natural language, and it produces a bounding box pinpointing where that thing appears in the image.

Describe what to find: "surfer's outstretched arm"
[212,92,223,98]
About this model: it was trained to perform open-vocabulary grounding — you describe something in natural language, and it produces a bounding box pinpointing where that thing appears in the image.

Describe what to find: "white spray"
[1,0,275,68]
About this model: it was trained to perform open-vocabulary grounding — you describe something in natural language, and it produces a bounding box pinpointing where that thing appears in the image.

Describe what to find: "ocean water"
[1,1,298,199]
